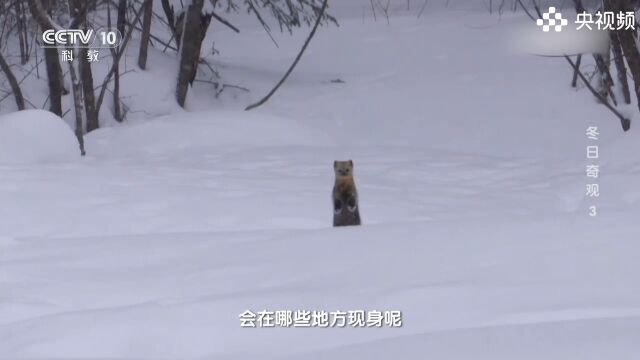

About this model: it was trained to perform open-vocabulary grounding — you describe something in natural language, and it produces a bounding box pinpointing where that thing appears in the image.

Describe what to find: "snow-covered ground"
[1,1,639,358]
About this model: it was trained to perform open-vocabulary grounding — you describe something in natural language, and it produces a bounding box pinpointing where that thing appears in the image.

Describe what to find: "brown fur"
[332,160,361,226]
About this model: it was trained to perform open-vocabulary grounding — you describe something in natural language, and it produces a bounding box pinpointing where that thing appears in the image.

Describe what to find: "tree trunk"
[0,51,26,110]
[27,0,64,116]
[160,0,178,47]
[574,0,616,105]
[174,12,186,50]
[80,48,99,131]
[67,54,86,155]
[571,54,582,88]
[95,1,145,118]
[176,0,208,108]
[64,0,88,153]
[15,0,29,65]
[610,30,631,104]
[595,52,615,103]
[138,0,152,70]
[68,0,98,131]
[117,0,127,40]
[113,62,122,121]
[113,0,127,122]
[611,0,640,112]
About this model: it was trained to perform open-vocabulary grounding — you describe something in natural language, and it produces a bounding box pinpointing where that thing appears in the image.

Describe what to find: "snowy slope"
[1,217,639,359]
[1,2,640,359]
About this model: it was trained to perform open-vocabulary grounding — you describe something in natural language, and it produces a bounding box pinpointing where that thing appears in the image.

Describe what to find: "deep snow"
[2,218,639,359]
[1,1,639,359]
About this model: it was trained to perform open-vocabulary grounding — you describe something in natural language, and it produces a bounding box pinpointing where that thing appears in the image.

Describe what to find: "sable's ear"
[349,160,353,166]
[333,160,337,168]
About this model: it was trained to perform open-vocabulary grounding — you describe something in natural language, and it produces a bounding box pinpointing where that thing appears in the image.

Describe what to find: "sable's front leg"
[334,199,343,214]
[347,196,357,212]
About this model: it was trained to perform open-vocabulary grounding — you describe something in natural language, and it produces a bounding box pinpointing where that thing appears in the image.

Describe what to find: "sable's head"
[334,160,353,178]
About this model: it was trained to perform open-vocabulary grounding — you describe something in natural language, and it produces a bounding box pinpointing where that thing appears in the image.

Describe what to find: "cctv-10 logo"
[41,28,122,48]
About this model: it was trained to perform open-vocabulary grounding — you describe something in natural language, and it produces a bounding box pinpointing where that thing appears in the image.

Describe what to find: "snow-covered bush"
[0,109,79,163]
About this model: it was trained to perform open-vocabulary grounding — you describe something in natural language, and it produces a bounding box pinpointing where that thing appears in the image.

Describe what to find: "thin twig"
[418,0,429,18]
[245,0,328,111]
[209,8,240,33]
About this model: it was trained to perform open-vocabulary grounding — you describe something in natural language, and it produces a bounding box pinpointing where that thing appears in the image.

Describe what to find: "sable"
[332,160,361,227]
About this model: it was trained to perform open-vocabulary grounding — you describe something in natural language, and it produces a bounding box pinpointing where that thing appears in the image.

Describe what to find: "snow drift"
[0,110,79,164]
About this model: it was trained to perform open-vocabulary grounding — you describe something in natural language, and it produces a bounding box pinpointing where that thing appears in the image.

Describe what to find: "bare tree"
[68,0,98,132]
[65,0,90,154]
[573,0,617,105]
[175,0,211,108]
[609,0,640,112]
[610,29,631,104]
[26,0,86,154]
[95,2,145,118]
[0,50,26,110]
[170,0,335,108]
[571,54,582,88]
[518,0,630,131]
[138,0,152,70]
[80,49,98,131]
[14,0,30,65]
[67,56,86,155]
[19,0,336,119]
[112,0,127,122]
[27,0,65,116]
[160,0,179,47]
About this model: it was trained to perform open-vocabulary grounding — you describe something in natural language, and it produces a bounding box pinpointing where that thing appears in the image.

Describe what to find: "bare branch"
[0,50,25,110]
[245,0,328,111]
[95,2,146,115]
